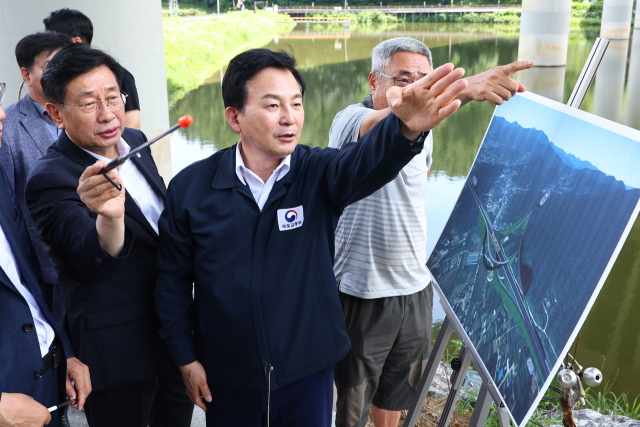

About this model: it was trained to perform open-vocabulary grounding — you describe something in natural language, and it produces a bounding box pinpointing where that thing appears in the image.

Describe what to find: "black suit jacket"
[25,129,171,391]
[0,162,73,411]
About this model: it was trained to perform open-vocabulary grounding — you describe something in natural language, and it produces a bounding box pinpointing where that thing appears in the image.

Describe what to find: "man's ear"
[71,37,83,44]
[20,68,31,86]
[224,106,242,134]
[46,103,65,130]
[368,72,378,95]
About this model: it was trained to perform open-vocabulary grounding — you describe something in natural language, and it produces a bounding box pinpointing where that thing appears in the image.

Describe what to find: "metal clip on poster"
[402,37,610,427]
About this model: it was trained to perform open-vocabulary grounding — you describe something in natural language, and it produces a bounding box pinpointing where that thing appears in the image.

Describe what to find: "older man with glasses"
[329,37,533,427]
[24,43,193,427]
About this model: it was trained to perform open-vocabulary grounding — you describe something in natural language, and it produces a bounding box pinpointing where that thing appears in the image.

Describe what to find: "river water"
[168,23,640,397]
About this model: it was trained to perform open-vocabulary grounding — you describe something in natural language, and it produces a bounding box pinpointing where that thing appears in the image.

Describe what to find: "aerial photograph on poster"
[427,92,640,425]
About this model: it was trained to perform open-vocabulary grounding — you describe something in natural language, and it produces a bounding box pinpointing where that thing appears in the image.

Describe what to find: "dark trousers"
[334,285,433,427]
[204,366,334,427]
[84,366,193,427]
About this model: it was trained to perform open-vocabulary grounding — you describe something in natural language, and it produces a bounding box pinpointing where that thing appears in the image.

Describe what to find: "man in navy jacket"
[154,49,468,426]
[0,83,90,427]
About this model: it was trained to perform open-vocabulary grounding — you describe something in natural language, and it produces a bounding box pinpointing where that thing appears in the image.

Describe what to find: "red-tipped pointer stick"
[102,115,193,189]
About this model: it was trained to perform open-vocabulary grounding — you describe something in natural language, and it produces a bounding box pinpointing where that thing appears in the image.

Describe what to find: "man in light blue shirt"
[32,100,60,142]
[0,32,71,325]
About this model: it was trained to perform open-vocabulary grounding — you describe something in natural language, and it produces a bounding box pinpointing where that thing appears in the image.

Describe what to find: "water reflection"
[168,23,640,397]
[625,32,640,129]
[593,39,629,122]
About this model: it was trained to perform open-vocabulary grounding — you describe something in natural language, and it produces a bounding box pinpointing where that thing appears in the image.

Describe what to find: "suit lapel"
[0,186,20,295]
[19,96,55,156]
[124,190,158,239]
[124,132,165,238]
[56,131,98,170]
[0,166,43,304]
[0,265,17,293]
[58,131,162,239]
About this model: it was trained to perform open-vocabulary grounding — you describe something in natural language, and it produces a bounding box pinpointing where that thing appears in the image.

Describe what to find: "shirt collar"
[72,131,131,164]
[235,140,291,185]
[32,100,48,119]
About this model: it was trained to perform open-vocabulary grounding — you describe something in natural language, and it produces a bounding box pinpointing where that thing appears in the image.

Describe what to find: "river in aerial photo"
[167,22,640,398]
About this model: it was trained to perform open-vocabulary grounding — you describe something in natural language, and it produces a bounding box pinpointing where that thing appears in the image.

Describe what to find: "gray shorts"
[334,284,433,427]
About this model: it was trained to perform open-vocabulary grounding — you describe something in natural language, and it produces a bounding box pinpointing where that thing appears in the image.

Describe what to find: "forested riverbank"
[163,11,294,103]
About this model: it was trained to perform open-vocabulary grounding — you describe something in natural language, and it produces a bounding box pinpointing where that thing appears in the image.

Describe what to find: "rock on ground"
[550,409,640,427]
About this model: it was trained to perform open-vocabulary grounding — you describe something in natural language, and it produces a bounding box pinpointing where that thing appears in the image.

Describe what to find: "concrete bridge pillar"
[517,0,570,102]
[0,0,172,181]
[518,0,571,66]
[593,39,630,123]
[601,0,635,39]
[516,67,566,103]
[624,32,640,129]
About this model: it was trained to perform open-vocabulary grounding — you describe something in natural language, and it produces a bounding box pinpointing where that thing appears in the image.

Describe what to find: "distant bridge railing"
[286,16,352,22]
[276,4,521,14]
[276,16,353,26]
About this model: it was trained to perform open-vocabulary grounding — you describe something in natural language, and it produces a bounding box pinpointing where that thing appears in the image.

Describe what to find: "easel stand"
[402,37,610,427]
[402,316,511,427]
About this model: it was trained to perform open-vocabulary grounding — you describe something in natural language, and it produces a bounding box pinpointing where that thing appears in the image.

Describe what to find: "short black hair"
[41,43,123,105]
[15,32,72,72]
[222,48,305,112]
[44,8,94,45]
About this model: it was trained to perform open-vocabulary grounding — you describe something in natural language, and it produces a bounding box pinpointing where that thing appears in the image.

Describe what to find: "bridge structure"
[275,16,352,28]
[277,30,351,39]
[276,4,521,16]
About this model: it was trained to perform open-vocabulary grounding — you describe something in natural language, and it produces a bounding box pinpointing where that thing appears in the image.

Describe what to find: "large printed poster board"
[427,91,640,426]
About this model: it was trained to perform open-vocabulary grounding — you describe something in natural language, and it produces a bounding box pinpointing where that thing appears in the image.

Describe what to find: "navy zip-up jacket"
[155,113,426,390]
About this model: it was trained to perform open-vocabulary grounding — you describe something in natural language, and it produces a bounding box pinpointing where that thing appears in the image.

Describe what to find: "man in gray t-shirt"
[330,38,533,427]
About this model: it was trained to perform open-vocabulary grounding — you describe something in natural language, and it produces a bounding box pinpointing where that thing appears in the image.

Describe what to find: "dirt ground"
[364,397,472,427]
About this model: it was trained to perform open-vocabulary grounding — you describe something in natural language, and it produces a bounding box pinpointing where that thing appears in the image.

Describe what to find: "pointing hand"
[387,63,468,140]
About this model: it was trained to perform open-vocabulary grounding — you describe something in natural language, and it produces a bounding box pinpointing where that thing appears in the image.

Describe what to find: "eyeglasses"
[62,92,128,117]
[0,82,6,105]
[375,71,426,88]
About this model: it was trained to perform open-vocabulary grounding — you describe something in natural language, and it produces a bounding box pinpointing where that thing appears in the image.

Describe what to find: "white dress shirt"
[79,136,165,234]
[0,223,55,357]
[235,141,291,210]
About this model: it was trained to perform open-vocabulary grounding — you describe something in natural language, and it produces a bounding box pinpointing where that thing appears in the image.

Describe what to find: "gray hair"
[371,37,433,73]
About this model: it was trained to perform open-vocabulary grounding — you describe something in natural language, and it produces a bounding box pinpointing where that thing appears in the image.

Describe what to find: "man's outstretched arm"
[357,60,534,139]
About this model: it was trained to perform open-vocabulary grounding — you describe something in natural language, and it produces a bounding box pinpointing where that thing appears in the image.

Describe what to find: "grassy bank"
[163,11,294,103]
